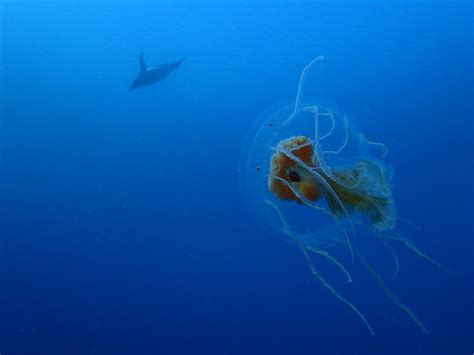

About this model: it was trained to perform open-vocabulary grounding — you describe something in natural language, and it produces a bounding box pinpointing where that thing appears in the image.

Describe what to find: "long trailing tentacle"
[391,218,468,275]
[353,248,431,335]
[388,231,468,275]
[352,220,400,280]
[264,195,350,282]
[265,199,374,335]
[285,55,325,125]
[300,248,374,335]
[397,216,422,231]
[305,247,353,283]
[379,237,400,280]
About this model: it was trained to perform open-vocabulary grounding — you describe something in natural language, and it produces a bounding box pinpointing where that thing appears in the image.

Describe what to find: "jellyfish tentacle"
[379,237,400,280]
[268,173,354,261]
[264,196,344,265]
[264,197,337,251]
[301,248,375,335]
[302,105,336,142]
[397,217,422,231]
[266,179,353,282]
[265,200,375,335]
[388,231,467,275]
[301,105,336,142]
[274,145,357,257]
[359,133,388,158]
[364,194,397,231]
[306,106,358,189]
[285,108,342,152]
[285,55,325,125]
[324,116,350,155]
[319,111,336,140]
[354,248,431,335]
[306,247,353,283]
[352,220,400,280]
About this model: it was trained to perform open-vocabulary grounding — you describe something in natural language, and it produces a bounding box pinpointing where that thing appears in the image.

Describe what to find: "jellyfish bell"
[240,56,456,335]
[241,95,396,241]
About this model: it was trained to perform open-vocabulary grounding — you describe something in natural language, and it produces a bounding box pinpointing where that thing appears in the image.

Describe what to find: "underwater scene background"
[0,1,472,354]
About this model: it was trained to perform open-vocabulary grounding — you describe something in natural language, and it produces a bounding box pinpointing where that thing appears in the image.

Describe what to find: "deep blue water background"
[1,1,472,354]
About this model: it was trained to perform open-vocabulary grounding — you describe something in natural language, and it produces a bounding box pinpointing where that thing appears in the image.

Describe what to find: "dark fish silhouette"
[129,53,185,91]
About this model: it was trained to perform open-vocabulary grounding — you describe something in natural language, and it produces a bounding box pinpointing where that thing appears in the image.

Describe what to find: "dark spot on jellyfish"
[256,166,261,171]
[288,170,301,182]
[268,123,273,127]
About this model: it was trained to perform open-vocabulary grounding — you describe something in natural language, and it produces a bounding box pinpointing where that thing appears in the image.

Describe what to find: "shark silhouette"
[129,53,185,91]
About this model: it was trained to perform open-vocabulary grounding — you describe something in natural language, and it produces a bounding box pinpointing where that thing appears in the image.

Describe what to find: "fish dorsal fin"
[139,52,147,72]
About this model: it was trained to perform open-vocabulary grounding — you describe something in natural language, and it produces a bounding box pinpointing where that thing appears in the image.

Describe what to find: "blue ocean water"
[1,1,472,354]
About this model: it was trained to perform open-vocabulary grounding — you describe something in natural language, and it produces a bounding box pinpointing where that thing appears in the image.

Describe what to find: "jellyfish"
[241,56,457,335]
